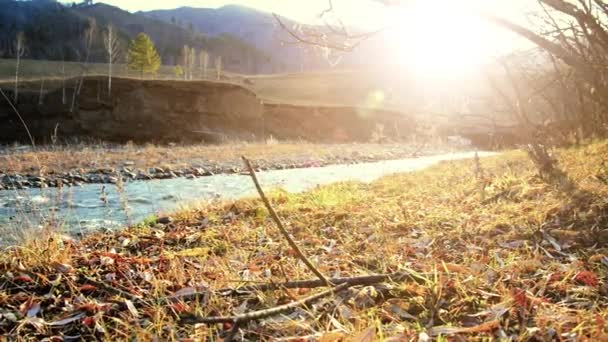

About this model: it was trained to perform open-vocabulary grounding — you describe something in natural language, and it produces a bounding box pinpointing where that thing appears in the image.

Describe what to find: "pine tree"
[127,33,161,77]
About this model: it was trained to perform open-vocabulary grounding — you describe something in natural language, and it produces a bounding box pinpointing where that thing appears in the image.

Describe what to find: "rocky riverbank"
[0,143,463,191]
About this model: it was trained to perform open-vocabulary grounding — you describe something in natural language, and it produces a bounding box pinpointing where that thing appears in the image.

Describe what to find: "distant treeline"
[0,0,273,73]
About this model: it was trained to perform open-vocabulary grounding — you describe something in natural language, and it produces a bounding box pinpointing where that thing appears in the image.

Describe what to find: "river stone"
[137,172,151,180]
[157,216,173,225]
[105,176,118,184]
[123,171,137,179]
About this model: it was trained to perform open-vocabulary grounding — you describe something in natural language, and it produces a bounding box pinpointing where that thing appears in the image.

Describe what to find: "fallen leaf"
[574,271,599,287]
[13,274,34,283]
[351,327,375,342]
[320,331,346,342]
[125,300,139,318]
[172,287,198,298]
[79,284,97,293]
[27,303,41,318]
[46,313,87,327]
[429,320,500,336]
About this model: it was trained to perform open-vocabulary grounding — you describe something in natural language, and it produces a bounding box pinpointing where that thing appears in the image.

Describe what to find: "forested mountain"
[143,5,303,72]
[142,5,368,72]
[0,0,272,73]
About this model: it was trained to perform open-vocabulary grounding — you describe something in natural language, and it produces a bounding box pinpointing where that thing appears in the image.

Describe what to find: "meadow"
[0,141,606,340]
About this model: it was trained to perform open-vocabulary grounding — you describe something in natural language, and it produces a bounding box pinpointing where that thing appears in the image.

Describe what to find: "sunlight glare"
[388,0,491,78]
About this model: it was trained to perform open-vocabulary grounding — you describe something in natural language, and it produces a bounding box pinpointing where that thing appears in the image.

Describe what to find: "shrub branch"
[242,156,332,287]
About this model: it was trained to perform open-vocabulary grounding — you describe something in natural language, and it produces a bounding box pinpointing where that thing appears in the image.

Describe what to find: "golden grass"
[1,59,407,110]
[0,142,422,175]
[1,141,607,340]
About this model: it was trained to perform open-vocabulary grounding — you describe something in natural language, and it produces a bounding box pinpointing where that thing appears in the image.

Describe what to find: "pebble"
[157,216,173,225]
[0,151,420,191]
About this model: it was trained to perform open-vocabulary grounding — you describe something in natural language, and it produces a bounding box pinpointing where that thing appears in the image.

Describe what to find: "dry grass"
[1,141,607,340]
[0,142,430,175]
[1,59,412,111]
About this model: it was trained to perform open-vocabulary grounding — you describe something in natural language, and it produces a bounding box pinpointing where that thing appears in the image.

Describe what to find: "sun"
[387,1,491,79]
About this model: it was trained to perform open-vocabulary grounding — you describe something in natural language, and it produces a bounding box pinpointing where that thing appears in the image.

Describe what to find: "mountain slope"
[0,0,271,73]
[142,5,336,72]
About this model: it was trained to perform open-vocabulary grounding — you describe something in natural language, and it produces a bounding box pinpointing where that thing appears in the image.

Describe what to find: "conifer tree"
[127,33,161,77]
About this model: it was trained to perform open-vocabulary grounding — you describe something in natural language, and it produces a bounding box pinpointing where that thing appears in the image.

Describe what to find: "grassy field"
[0,58,176,82]
[0,58,422,111]
[1,141,606,340]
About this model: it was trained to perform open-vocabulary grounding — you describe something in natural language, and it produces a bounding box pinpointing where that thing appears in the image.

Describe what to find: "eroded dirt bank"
[0,77,414,144]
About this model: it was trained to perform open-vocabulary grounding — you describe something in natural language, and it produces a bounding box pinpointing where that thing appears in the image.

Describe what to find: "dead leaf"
[46,313,87,327]
[351,327,375,342]
[125,300,139,318]
[429,320,500,336]
[320,331,347,342]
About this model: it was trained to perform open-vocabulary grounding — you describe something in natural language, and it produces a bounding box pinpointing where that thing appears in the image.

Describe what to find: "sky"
[65,0,538,73]
[69,0,532,28]
[70,0,388,25]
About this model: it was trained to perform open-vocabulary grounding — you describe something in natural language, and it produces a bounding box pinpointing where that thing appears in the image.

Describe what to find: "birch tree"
[190,47,196,80]
[183,45,190,80]
[71,18,96,112]
[200,50,209,79]
[215,55,222,81]
[103,25,120,95]
[13,32,25,103]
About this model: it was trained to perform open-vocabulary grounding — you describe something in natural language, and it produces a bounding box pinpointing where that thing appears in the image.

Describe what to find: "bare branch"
[179,282,352,325]
[242,157,332,287]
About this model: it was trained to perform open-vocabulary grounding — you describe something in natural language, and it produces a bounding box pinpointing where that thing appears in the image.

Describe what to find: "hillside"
[142,5,367,72]
[0,0,271,73]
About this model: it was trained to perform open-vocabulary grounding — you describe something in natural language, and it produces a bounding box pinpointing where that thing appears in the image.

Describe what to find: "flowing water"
[0,151,494,243]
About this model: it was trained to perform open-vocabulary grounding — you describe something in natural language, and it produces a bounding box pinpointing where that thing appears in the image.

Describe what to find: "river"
[0,151,494,244]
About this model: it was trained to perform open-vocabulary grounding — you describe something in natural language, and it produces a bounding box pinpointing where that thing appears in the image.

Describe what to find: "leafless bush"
[13,32,25,103]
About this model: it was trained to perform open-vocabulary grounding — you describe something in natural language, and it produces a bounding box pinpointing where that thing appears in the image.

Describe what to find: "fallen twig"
[242,156,332,287]
[83,276,151,305]
[216,271,414,295]
[180,282,352,325]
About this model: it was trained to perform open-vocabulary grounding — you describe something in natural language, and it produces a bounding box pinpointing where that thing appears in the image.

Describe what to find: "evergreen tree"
[127,33,161,77]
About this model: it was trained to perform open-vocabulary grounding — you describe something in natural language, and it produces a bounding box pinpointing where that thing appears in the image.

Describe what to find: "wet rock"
[105,176,118,184]
[33,181,47,188]
[122,171,137,179]
[137,172,152,180]
[157,216,173,225]
[97,168,115,175]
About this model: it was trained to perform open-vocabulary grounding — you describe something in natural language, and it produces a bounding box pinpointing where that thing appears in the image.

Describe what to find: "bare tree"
[277,0,608,140]
[200,50,209,79]
[190,47,196,80]
[103,24,120,95]
[183,45,191,80]
[481,0,608,124]
[215,55,222,81]
[13,32,25,103]
[71,18,97,112]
